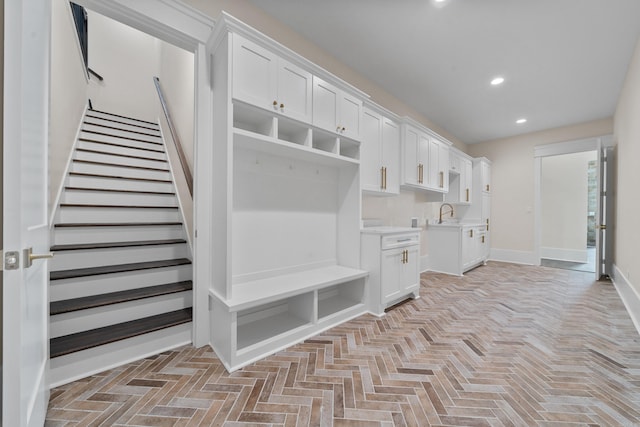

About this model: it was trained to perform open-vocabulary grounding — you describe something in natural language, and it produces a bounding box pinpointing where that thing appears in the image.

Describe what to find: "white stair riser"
[50,264,193,301]
[62,190,177,206]
[50,291,193,338]
[83,116,161,135]
[56,206,180,223]
[85,111,158,128]
[82,123,162,143]
[51,243,189,271]
[67,175,174,193]
[49,323,191,388]
[75,150,169,170]
[77,140,166,161]
[80,132,164,152]
[52,224,185,245]
[71,162,171,181]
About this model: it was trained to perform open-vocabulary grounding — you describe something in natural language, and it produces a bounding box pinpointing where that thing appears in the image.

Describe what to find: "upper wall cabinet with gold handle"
[361,103,400,195]
[313,76,362,141]
[232,34,313,124]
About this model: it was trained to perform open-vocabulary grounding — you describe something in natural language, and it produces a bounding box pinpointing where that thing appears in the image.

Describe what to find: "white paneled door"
[3,0,52,426]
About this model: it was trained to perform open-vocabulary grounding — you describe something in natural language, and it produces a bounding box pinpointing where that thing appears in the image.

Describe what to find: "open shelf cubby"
[233,102,275,138]
[236,293,314,351]
[312,128,339,155]
[339,139,360,160]
[278,118,311,147]
[317,278,365,320]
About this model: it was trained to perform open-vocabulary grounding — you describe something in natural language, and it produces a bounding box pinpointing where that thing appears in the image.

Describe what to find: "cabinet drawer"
[381,233,419,250]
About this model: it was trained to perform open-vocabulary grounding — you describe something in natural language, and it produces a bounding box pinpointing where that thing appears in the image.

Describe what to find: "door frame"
[533,134,614,279]
[73,0,214,348]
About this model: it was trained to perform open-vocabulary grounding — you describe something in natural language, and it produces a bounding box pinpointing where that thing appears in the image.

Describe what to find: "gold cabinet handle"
[273,100,278,108]
[481,235,485,243]
[469,229,474,238]
[336,125,342,132]
[418,163,423,184]
[440,171,444,188]
[486,218,489,231]
[597,224,606,230]
[341,126,346,132]
[280,103,285,110]
[380,166,385,190]
[486,184,490,192]
[383,167,387,190]
[24,247,54,268]
[466,188,470,202]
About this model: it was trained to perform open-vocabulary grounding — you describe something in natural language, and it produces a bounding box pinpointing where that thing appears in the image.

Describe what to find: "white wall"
[541,151,596,262]
[468,118,613,264]
[86,11,160,122]
[614,37,640,292]
[50,0,89,212]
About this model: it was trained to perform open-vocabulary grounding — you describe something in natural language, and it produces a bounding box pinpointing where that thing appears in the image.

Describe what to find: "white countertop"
[361,226,419,235]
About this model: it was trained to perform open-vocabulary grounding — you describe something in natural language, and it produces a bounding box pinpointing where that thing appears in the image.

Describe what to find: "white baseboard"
[489,248,537,265]
[612,264,640,336]
[540,247,588,263]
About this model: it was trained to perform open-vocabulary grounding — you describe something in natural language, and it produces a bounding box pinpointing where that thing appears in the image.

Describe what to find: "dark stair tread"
[59,203,178,209]
[51,238,187,251]
[79,138,165,153]
[69,172,172,183]
[84,114,161,132]
[76,148,167,163]
[87,109,159,126]
[50,258,192,280]
[54,221,182,228]
[64,186,175,196]
[73,158,170,172]
[83,121,162,138]
[50,308,192,358]
[81,129,163,146]
[50,281,193,315]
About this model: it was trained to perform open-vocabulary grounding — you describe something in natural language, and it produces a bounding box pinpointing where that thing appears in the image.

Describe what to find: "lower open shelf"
[210,270,368,372]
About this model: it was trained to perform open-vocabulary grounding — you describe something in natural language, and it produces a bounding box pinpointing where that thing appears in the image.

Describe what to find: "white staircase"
[49,109,193,386]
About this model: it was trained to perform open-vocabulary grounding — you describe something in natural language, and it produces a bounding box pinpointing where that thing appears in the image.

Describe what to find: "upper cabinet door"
[361,108,383,193]
[312,76,340,132]
[232,34,278,110]
[481,160,491,193]
[339,92,362,140]
[312,76,362,140]
[381,117,400,194]
[277,59,312,123]
[428,137,440,188]
[438,141,449,192]
[463,158,473,203]
[402,125,420,186]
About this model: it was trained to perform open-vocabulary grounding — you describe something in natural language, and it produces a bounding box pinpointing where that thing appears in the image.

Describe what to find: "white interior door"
[596,144,615,280]
[3,0,52,426]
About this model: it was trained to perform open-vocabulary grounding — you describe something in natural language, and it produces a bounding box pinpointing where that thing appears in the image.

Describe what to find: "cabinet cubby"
[339,139,360,160]
[317,278,365,320]
[278,119,311,147]
[233,102,276,138]
[237,293,313,351]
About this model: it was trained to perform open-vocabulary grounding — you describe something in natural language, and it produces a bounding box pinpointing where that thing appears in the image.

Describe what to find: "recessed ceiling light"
[435,0,446,2]
[516,118,527,124]
[491,77,505,86]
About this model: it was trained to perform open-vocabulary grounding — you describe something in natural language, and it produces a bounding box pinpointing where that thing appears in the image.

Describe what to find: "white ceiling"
[246,0,640,144]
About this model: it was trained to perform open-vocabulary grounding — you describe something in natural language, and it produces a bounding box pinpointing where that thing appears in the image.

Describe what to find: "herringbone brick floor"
[46,262,640,426]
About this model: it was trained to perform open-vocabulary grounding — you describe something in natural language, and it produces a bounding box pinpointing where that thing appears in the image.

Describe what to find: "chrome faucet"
[439,203,454,224]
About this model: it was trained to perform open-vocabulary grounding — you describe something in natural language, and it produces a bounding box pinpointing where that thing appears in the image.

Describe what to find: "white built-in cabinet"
[232,35,313,123]
[361,229,420,316]
[445,147,473,204]
[401,119,451,193]
[361,102,400,195]
[426,224,487,276]
[207,15,369,372]
[466,157,492,234]
[312,76,362,140]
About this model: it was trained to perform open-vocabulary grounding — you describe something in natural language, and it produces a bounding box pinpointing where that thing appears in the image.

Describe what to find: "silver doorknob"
[24,247,54,268]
